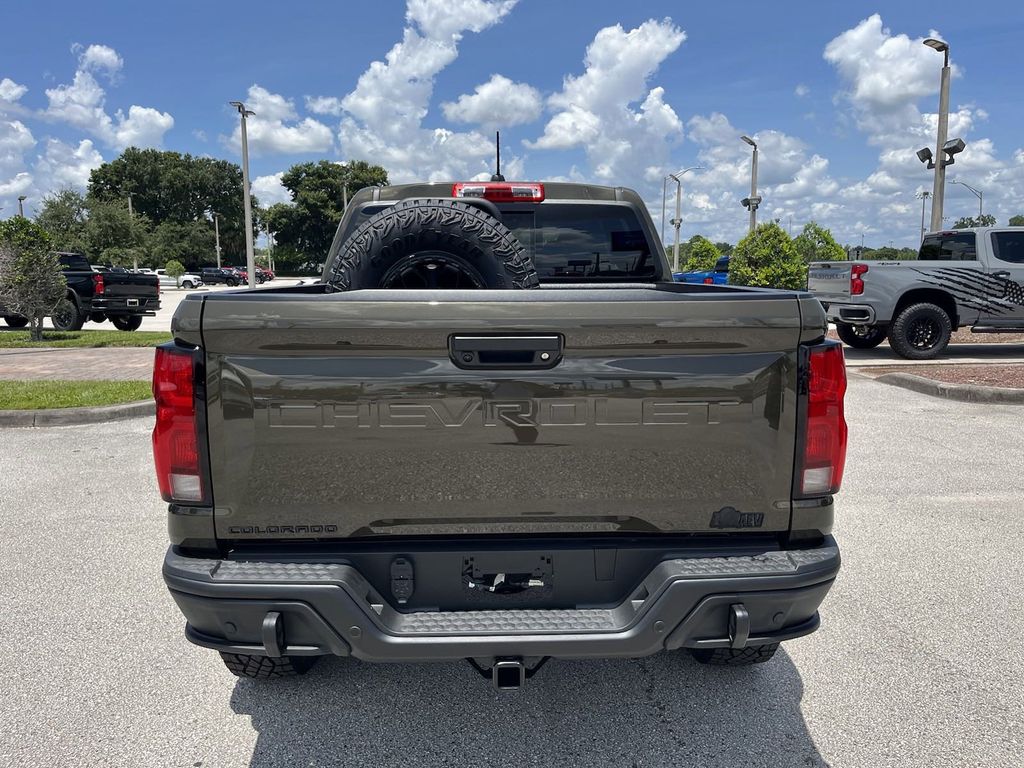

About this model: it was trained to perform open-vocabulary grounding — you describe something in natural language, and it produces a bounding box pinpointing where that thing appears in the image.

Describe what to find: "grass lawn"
[0,380,153,410]
[0,330,171,349]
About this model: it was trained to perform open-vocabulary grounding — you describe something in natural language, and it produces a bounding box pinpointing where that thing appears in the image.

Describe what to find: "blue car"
[674,255,730,285]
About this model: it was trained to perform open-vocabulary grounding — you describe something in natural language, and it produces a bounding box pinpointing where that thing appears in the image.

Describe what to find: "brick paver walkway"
[0,348,156,380]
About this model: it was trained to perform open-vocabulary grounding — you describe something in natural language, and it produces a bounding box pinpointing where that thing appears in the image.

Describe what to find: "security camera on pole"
[739,136,761,234]
[915,38,965,232]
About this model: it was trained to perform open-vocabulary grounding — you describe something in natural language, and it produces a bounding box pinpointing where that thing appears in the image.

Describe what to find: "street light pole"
[951,180,983,219]
[740,135,760,233]
[127,193,138,271]
[230,101,257,288]
[666,166,704,272]
[17,195,26,217]
[661,176,668,245]
[213,212,222,269]
[916,191,931,242]
[924,38,951,232]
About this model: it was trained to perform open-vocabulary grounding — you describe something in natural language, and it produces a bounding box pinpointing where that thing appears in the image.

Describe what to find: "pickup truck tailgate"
[807,263,851,302]
[196,287,821,539]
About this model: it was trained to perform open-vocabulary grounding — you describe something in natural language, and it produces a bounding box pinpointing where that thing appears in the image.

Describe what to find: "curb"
[873,373,1024,404]
[0,399,154,428]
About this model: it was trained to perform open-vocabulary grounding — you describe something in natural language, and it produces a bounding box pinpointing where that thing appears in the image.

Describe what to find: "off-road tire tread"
[327,198,539,292]
[690,643,779,666]
[888,302,952,360]
[219,652,317,678]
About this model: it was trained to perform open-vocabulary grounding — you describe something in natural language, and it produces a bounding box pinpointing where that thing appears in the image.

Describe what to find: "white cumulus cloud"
[44,44,173,150]
[224,85,334,156]
[251,171,292,206]
[442,74,542,128]
[526,19,685,189]
[338,0,522,181]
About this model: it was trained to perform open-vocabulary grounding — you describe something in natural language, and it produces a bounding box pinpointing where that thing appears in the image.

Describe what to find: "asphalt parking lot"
[1,375,1021,767]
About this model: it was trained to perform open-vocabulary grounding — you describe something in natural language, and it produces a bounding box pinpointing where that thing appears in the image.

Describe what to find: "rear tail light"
[850,263,868,295]
[799,342,847,496]
[152,344,206,504]
[93,273,105,295]
[703,277,714,285]
[452,182,545,203]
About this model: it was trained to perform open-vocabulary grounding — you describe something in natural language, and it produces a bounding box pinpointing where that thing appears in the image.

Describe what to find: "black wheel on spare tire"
[690,643,779,666]
[888,302,952,360]
[51,297,85,331]
[219,652,319,679]
[835,323,887,349]
[3,315,29,328]
[327,198,539,292]
[111,315,143,331]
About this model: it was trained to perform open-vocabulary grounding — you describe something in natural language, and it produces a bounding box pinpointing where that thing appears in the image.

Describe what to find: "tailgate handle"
[450,335,563,369]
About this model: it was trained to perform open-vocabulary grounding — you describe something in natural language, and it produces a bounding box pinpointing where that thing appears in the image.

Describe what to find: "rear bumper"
[91,296,161,316]
[163,537,840,662]
[823,302,877,325]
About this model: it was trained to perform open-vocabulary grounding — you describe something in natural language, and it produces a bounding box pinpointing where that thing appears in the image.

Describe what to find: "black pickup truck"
[157,181,846,688]
[54,253,159,331]
[4,252,160,331]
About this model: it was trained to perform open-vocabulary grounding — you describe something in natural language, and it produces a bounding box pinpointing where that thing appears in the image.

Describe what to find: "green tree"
[88,147,253,261]
[267,160,388,272]
[84,199,149,268]
[164,259,186,287]
[148,220,215,269]
[953,214,997,228]
[0,218,65,341]
[728,221,806,290]
[1008,214,1024,226]
[35,189,89,253]
[681,236,721,272]
[714,241,734,256]
[793,221,845,263]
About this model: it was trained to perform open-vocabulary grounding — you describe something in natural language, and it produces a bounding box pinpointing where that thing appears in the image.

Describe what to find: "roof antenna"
[490,130,505,182]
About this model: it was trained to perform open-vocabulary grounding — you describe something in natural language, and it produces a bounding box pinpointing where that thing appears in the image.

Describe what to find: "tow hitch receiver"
[468,656,549,690]
[493,659,525,690]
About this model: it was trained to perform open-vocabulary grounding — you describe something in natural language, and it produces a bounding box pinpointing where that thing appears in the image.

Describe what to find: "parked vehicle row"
[809,226,1024,358]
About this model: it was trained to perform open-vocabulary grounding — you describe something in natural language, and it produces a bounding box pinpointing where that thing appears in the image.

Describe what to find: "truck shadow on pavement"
[230,649,829,767]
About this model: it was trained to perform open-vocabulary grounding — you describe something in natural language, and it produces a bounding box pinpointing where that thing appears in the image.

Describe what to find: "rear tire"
[181,280,194,289]
[327,198,539,292]
[888,302,952,360]
[835,323,887,349]
[110,315,143,332]
[3,315,29,328]
[690,643,779,666]
[219,652,319,679]
[51,298,85,331]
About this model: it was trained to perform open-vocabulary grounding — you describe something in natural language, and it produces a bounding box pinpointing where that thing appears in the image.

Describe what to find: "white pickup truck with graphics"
[808,227,1024,359]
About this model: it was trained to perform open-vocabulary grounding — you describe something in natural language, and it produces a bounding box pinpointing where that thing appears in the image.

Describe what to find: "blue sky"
[2,0,1023,247]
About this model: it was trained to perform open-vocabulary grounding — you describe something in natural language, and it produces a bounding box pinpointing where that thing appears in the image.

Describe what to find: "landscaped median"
[857,363,1024,404]
[0,379,155,427]
[0,330,171,349]
[0,336,161,426]
[0,380,152,410]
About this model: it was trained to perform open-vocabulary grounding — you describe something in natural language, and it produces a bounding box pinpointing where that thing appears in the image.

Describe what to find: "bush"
[728,222,806,290]
[165,259,186,286]
[681,236,721,273]
[793,221,845,263]
[0,218,65,341]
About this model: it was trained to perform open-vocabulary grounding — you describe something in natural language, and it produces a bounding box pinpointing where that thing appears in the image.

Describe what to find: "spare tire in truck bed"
[327,198,539,291]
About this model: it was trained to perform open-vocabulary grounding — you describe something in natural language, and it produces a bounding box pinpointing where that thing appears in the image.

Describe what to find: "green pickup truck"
[156,181,846,688]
